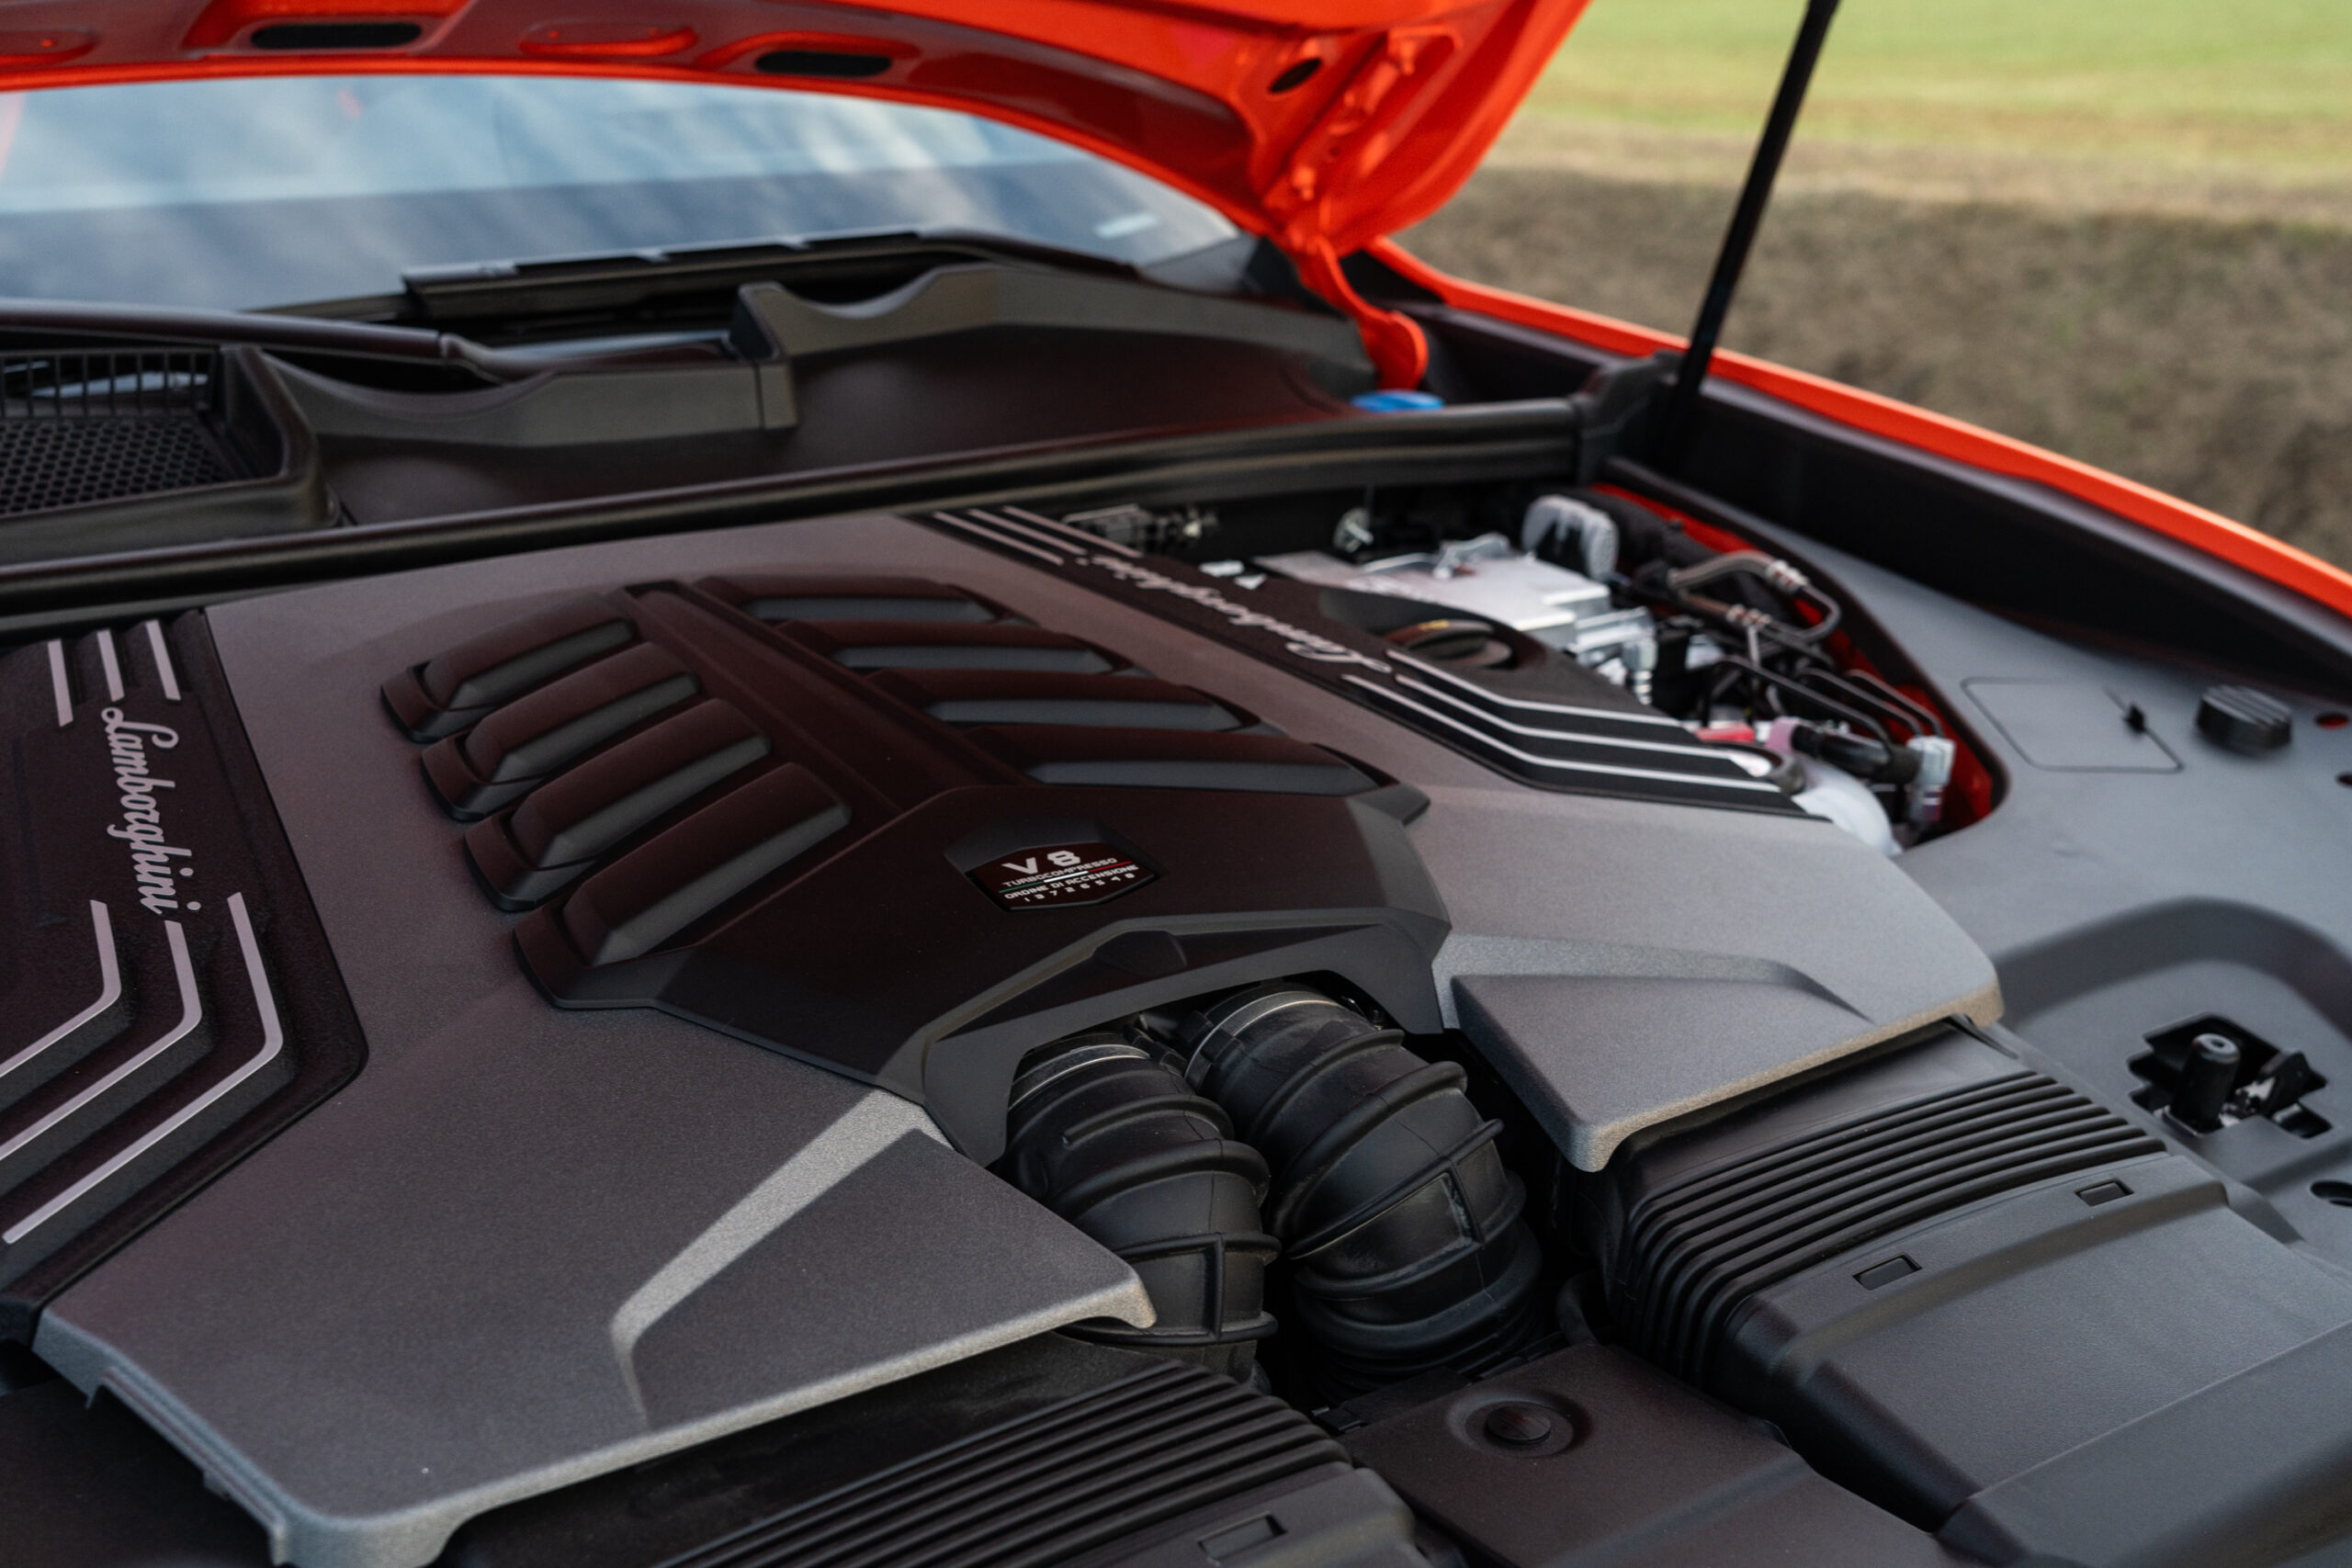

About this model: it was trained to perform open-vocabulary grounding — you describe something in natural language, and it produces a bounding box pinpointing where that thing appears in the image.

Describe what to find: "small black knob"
[1484,1403,1557,1448]
[2196,686,2291,754]
[2173,1032,2242,1132]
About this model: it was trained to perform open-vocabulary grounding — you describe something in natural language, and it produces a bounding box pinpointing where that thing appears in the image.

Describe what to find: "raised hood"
[0,0,1593,384]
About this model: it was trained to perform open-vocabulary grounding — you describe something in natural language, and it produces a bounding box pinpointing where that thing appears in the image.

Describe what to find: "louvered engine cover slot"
[707,572,1008,625]
[787,619,1125,673]
[967,725,1373,794]
[424,642,698,819]
[383,594,637,740]
[560,764,850,965]
[465,700,772,908]
[381,573,1449,1160]
[867,669,1244,731]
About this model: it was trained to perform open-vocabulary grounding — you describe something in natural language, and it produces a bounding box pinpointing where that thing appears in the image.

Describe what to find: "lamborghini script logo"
[100,705,198,917]
[1080,556,1391,672]
[968,841,1154,909]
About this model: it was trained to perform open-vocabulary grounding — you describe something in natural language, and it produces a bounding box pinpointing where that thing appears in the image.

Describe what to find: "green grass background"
[1525,0,2352,173]
[1407,0,2352,567]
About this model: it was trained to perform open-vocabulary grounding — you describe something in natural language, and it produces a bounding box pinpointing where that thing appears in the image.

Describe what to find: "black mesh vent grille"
[1616,1071,2163,1383]
[666,1359,1344,1568]
[0,350,240,517]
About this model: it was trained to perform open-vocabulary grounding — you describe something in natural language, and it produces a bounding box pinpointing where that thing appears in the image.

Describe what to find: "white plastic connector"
[1621,636,1659,705]
[1905,736,1957,829]
[1521,494,1620,580]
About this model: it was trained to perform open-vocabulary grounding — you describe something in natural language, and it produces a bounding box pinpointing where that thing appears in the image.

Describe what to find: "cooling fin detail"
[1611,1066,2165,1384]
[920,508,1801,814]
[658,1358,1341,1568]
[438,1335,1383,1568]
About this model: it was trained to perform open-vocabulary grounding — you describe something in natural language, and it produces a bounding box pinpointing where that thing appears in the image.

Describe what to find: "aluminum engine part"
[1259,535,1657,681]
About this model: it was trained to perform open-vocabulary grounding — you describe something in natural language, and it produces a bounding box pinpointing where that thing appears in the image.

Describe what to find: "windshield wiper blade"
[0,296,485,365]
[401,235,835,325]
[386,229,1146,337]
[0,296,686,388]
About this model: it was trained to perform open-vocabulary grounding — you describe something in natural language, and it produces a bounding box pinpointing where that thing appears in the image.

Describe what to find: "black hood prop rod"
[1655,0,1843,468]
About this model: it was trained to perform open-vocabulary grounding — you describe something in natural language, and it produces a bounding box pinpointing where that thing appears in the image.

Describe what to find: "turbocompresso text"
[100,706,194,916]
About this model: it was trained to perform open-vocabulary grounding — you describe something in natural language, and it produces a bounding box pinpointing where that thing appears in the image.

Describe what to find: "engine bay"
[2,257,2351,1568]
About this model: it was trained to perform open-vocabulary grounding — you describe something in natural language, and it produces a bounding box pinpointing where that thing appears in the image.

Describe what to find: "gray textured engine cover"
[35,519,1156,1568]
[1427,785,2001,1168]
[37,512,1996,1567]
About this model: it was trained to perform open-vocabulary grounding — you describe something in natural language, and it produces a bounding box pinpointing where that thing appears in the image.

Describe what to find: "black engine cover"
[1596,1026,2352,1562]
[381,572,1449,1159]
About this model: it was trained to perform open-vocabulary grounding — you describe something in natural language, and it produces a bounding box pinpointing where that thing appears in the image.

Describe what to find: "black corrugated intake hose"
[1001,1032,1279,1380]
[1180,986,1546,1396]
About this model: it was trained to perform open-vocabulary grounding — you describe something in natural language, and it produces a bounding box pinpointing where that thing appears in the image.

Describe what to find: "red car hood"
[0,0,1592,383]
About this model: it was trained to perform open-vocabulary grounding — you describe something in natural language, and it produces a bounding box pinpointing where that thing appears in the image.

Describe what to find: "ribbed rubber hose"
[1001,1033,1279,1380]
[1181,987,1545,1395]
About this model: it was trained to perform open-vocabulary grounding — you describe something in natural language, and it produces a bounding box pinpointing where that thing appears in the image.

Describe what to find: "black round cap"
[1484,1404,1558,1448]
[2196,685,2291,753]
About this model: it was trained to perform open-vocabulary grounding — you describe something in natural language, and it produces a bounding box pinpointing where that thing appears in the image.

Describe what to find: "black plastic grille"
[1616,1070,2163,1383]
[0,351,239,517]
[666,1359,1344,1568]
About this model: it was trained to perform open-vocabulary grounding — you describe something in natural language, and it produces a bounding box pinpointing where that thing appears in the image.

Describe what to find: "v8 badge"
[968,840,1154,909]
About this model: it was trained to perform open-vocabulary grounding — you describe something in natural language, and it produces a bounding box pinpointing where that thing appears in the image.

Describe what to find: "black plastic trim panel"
[379,571,1450,1162]
[923,508,1802,816]
[442,1335,1347,1568]
[0,614,366,1338]
[0,400,1585,631]
[1611,1054,2161,1383]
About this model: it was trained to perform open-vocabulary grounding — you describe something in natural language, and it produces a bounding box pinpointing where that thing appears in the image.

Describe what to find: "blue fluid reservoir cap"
[1351,389,1445,412]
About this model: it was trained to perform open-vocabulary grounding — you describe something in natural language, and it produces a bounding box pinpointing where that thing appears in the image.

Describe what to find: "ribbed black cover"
[662,1359,1345,1568]
[1615,1070,2164,1382]
[927,507,1804,817]
[426,572,1448,1163]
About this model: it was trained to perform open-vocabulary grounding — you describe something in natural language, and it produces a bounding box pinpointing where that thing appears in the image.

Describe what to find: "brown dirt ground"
[1400,167,2352,571]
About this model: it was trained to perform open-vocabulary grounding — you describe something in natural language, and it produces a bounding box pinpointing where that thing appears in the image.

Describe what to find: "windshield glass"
[0,75,1239,311]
